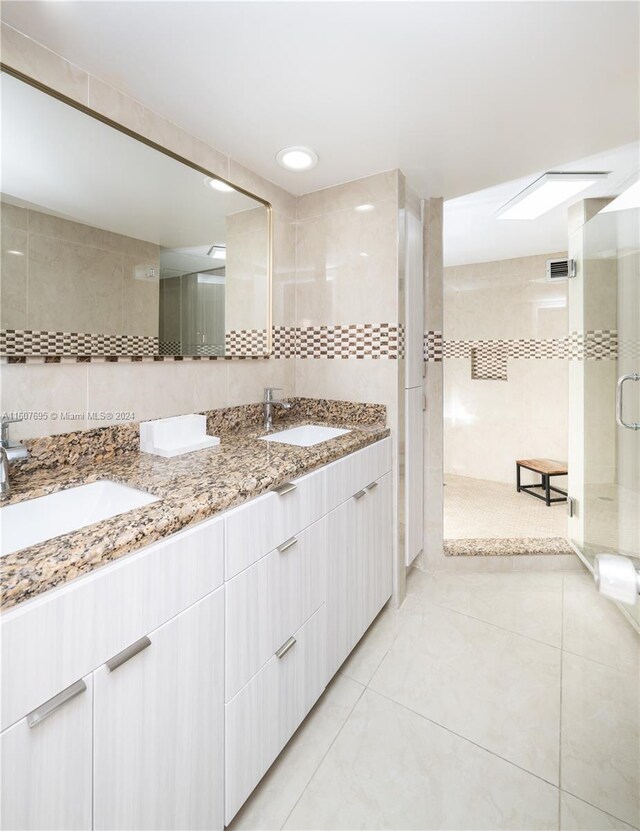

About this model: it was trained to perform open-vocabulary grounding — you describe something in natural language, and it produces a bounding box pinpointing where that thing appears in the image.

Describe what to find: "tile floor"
[444,474,569,540]
[230,565,639,831]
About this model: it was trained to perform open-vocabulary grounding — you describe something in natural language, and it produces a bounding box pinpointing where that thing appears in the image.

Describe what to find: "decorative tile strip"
[423,331,443,362]
[440,331,619,362]
[0,329,158,357]
[471,346,508,380]
[225,328,269,355]
[296,323,403,359]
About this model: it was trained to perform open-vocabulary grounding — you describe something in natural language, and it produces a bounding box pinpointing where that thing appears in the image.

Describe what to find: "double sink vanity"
[0,399,392,831]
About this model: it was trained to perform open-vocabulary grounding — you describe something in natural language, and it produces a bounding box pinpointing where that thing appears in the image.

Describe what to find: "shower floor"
[444,473,572,556]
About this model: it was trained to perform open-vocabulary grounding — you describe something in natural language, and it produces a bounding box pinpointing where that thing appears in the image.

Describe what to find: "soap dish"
[140,414,220,458]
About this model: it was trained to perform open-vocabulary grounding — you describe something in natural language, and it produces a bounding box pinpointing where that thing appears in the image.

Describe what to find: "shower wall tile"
[296,171,398,220]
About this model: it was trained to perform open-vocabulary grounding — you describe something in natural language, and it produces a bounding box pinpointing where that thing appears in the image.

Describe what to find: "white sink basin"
[0,480,158,557]
[260,424,351,447]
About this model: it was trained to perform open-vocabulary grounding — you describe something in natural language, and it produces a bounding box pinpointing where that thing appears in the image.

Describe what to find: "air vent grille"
[546,258,575,281]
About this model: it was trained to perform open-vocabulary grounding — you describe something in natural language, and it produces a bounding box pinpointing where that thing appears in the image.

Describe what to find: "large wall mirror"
[0,69,271,359]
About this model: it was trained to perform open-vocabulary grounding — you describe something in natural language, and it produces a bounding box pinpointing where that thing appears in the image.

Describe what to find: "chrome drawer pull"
[275,636,297,659]
[354,489,367,500]
[278,536,298,553]
[107,636,152,672]
[27,679,87,728]
[365,481,378,491]
[274,482,297,496]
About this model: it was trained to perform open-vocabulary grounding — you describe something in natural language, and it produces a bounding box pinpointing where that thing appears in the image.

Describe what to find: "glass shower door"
[578,204,640,622]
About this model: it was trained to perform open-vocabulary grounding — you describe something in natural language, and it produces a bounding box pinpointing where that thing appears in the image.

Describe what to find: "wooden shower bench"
[516,458,568,507]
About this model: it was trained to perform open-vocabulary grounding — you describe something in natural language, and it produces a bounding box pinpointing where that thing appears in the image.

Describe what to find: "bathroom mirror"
[0,69,271,359]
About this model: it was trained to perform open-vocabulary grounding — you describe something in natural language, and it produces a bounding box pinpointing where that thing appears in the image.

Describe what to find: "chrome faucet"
[0,417,29,499]
[263,388,293,432]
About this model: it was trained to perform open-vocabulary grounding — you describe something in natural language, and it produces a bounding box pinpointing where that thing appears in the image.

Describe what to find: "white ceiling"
[1,1,638,200]
[444,142,640,266]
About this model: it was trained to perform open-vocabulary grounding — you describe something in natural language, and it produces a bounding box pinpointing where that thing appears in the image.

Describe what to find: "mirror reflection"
[0,71,271,358]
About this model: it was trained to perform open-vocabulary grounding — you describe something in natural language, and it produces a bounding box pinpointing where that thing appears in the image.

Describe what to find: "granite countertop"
[1,404,389,612]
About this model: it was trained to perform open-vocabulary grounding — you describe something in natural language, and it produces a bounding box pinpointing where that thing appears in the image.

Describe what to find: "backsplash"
[16,398,387,475]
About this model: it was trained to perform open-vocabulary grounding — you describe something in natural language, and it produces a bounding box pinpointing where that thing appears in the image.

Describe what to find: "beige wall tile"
[296,199,398,326]
[297,171,398,220]
[272,212,296,328]
[1,24,88,104]
[0,362,88,439]
[228,357,295,406]
[121,255,160,338]
[85,360,230,428]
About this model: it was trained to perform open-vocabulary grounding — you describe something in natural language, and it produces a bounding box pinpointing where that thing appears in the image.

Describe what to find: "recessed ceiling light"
[355,204,375,213]
[497,172,610,220]
[276,146,318,172]
[206,245,226,260]
[600,179,640,213]
[205,178,235,193]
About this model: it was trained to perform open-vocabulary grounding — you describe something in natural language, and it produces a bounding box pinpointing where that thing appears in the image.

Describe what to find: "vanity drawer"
[323,436,392,513]
[224,465,327,579]
[224,604,326,824]
[1,515,224,732]
[225,515,327,701]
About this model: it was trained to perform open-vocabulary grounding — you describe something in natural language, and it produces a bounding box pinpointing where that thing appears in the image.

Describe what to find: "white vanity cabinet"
[0,674,93,831]
[93,587,225,831]
[1,436,393,830]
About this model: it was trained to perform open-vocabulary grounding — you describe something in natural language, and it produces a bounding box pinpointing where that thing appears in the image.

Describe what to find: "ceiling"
[1,1,638,200]
[444,142,640,266]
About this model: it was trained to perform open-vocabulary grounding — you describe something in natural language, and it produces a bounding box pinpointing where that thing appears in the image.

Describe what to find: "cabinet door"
[93,588,225,831]
[365,472,394,622]
[326,491,367,679]
[1,674,92,831]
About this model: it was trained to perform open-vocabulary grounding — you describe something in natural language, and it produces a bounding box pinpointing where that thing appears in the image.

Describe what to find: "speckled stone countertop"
[1,400,388,612]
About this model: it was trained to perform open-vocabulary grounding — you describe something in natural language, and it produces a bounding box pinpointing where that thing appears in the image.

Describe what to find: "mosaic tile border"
[2,324,404,362]
[436,330,619,363]
[471,346,508,381]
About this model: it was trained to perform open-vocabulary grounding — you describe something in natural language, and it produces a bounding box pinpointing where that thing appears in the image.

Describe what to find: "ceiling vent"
[546,258,576,281]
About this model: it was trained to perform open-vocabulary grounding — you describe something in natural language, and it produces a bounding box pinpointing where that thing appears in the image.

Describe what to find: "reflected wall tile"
[121,254,160,338]
[87,77,228,179]
[1,202,28,232]
[1,23,89,104]
[227,160,297,219]
[0,363,89,438]
[561,651,639,827]
[1,227,28,329]
[28,234,123,335]
[560,792,637,831]
[296,199,398,326]
[297,170,398,220]
[86,360,230,428]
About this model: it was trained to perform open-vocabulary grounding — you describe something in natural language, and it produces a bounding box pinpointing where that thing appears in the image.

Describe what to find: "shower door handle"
[616,373,640,431]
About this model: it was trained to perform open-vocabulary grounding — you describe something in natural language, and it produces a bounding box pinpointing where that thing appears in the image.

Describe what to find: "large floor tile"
[284,689,559,830]
[562,572,640,672]
[339,601,406,686]
[405,568,564,647]
[370,601,561,784]
[561,652,639,828]
[229,674,364,830]
[560,792,637,830]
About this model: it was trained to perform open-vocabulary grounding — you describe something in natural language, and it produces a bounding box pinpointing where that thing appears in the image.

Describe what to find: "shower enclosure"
[569,202,640,624]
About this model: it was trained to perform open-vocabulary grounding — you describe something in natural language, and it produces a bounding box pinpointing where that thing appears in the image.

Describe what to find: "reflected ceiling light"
[355,204,375,213]
[205,178,235,193]
[600,179,640,213]
[6,249,24,256]
[206,245,226,260]
[276,146,318,172]
[496,172,609,220]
